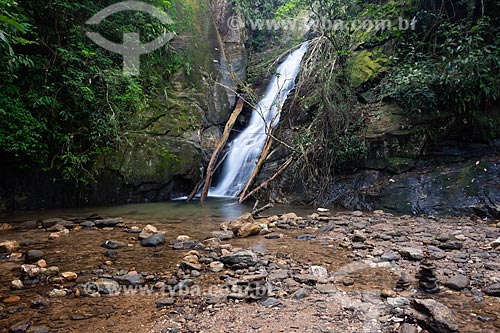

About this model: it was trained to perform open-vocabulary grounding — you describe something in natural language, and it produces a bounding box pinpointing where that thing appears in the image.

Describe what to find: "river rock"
[387,296,410,308]
[487,237,500,249]
[309,265,328,278]
[444,274,470,290]
[238,224,262,238]
[115,271,143,285]
[381,252,401,262]
[220,249,258,267]
[11,279,24,290]
[102,240,126,249]
[21,264,41,278]
[209,261,224,272]
[141,234,165,247]
[210,230,234,240]
[260,297,282,307]
[61,271,78,281]
[49,288,67,298]
[221,213,254,233]
[398,323,418,333]
[293,288,310,299]
[0,240,18,253]
[412,299,458,332]
[156,298,175,308]
[10,319,31,333]
[94,218,122,227]
[26,325,50,333]
[352,230,367,242]
[438,241,463,250]
[93,278,120,294]
[25,250,44,263]
[80,221,96,228]
[399,247,424,260]
[482,283,500,296]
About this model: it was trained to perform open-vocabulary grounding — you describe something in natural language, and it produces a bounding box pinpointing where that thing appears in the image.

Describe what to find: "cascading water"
[210,42,308,197]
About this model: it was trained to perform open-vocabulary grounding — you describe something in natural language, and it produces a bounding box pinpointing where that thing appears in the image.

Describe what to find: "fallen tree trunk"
[239,156,294,204]
[200,98,244,202]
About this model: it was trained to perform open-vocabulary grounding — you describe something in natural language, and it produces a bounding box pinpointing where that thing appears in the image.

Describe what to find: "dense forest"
[0,0,499,211]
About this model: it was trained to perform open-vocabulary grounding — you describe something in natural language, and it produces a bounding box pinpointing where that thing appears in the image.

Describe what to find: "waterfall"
[210,42,308,197]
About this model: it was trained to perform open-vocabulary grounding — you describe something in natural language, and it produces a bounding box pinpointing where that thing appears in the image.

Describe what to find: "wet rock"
[25,250,44,263]
[46,224,67,232]
[444,274,470,291]
[94,218,122,227]
[412,298,458,332]
[482,283,500,296]
[264,233,283,239]
[221,213,254,233]
[399,247,424,261]
[141,234,165,247]
[101,240,126,249]
[49,289,67,298]
[238,224,262,238]
[93,278,120,294]
[0,240,18,253]
[309,265,328,278]
[220,249,258,267]
[11,279,23,290]
[210,230,234,240]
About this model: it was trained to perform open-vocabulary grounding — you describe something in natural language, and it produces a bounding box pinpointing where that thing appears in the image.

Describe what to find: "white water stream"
[210,42,308,197]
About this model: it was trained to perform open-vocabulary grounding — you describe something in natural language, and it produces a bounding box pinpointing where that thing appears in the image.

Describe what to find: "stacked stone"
[394,272,413,291]
[416,257,440,293]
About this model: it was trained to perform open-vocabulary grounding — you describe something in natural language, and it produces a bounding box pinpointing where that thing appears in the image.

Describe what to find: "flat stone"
[387,297,410,308]
[141,234,165,247]
[293,274,318,285]
[80,221,95,228]
[412,298,458,332]
[380,252,400,262]
[156,298,175,308]
[94,218,122,227]
[482,283,500,296]
[101,240,126,249]
[210,230,234,240]
[220,249,258,267]
[61,271,78,281]
[438,241,463,250]
[399,247,424,261]
[444,274,470,290]
[209,261,224,273]
[26,325,50,333]
[260,297,282,307]
[296,234,316,240]
[268,270,289,281]
[115,271,143,286]
[264,233,283,239]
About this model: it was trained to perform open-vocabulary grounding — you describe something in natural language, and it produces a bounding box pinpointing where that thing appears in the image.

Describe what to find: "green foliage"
[0,0,188,183]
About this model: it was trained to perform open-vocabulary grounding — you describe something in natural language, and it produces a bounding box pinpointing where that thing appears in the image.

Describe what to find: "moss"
[387,157,417,174]
[351,49,389,87]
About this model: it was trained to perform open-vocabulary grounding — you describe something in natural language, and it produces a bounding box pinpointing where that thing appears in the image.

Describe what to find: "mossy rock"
[351,49,389,87]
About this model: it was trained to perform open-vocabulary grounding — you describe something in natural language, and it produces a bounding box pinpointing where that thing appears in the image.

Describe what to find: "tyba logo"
[85,1,175,76]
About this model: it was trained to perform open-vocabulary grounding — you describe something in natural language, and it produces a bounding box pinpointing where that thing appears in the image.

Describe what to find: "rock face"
[412,299,459,332]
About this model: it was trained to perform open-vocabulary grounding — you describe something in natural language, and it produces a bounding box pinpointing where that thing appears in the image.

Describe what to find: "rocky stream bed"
[1,209,499,333]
